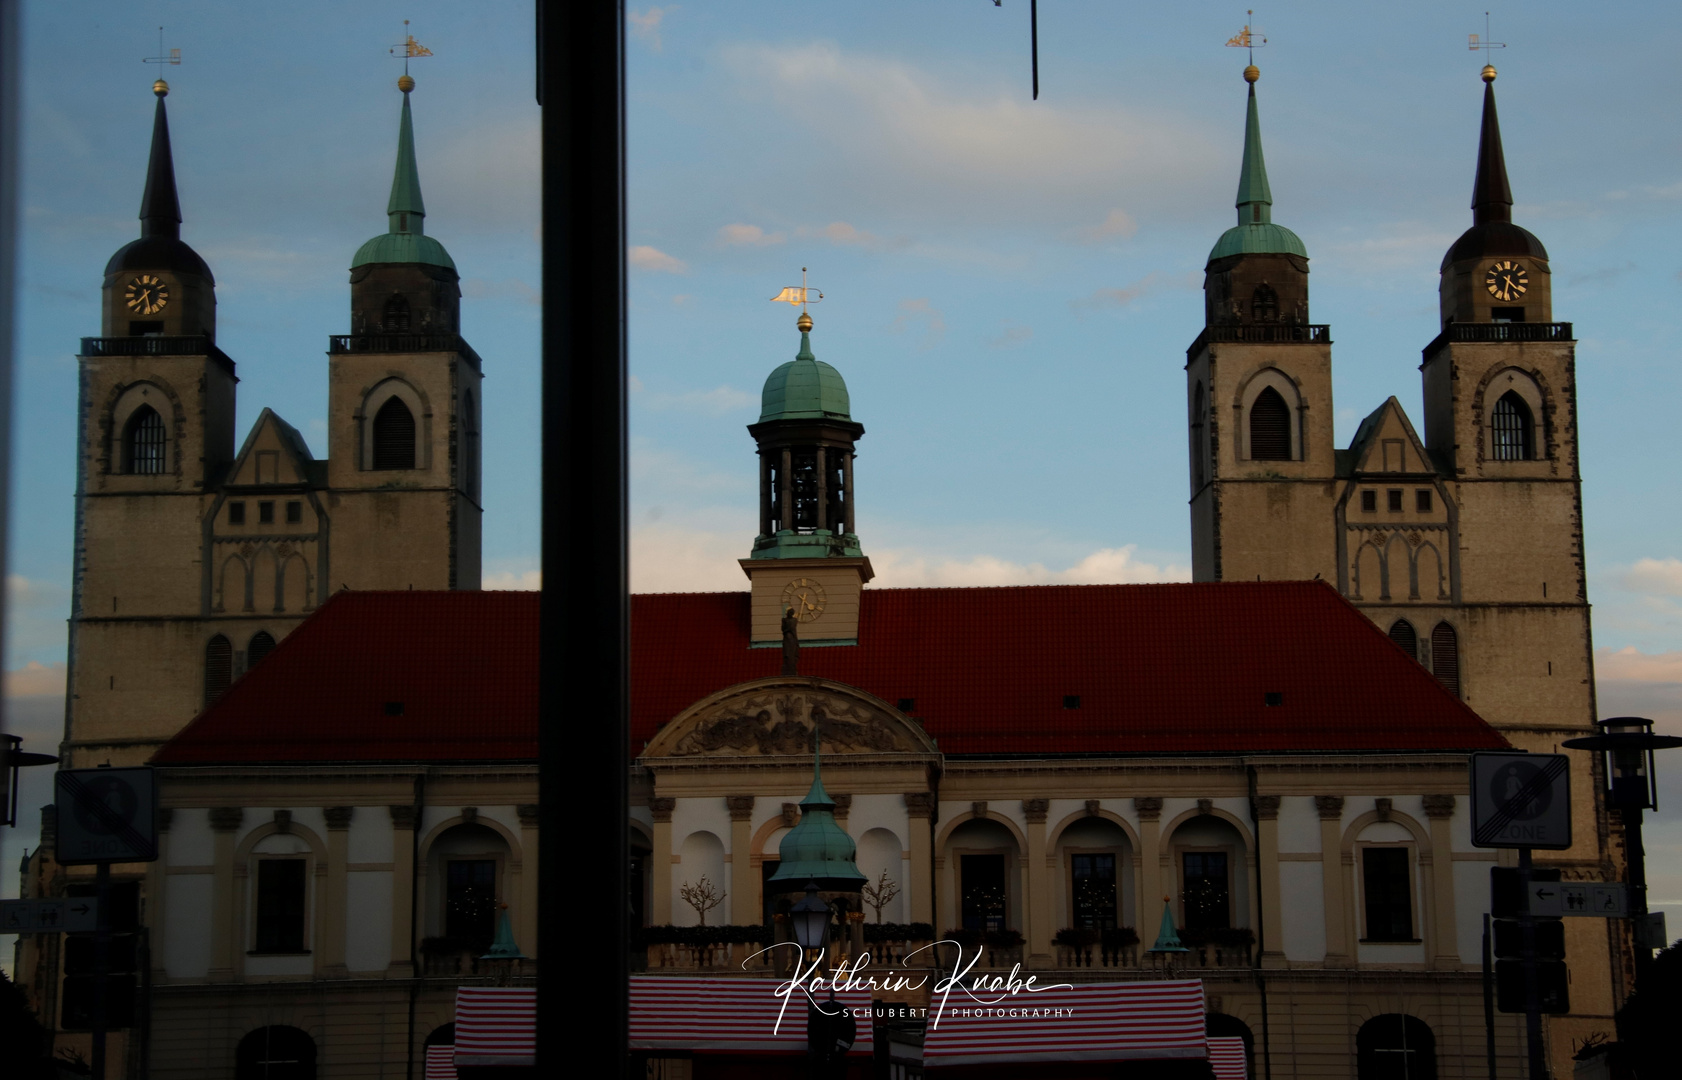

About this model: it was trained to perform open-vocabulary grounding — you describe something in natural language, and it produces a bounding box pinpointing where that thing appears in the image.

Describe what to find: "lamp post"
[1563,716,1682,977]
[790,881,832,961]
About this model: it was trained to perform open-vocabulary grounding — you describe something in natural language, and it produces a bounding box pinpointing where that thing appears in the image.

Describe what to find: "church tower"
[739,311,872,645]
[66,79,238,766]
[325,74,482,590]
[1187,65,1336,582]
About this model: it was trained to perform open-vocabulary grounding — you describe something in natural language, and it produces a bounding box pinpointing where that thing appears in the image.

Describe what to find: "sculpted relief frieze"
[671,690,912,758]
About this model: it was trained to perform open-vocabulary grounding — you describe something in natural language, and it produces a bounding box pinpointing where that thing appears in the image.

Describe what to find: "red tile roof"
[152,581,1506,765]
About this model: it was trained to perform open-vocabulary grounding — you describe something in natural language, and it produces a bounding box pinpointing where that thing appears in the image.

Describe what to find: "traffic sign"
[1496,959,1570,1014]
[54,767,158,864]
[1491,867,1561,917]
[1471,752,1572,849]
[1555,883,1627,918]
[0,898,99,934]
[1493,918,1565,960]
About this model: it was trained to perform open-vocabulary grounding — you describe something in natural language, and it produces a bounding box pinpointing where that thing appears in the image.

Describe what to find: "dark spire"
[1471,67,1512,225]
[139,81,182,240]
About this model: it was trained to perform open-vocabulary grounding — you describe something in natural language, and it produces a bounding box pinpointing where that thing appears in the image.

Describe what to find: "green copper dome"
[351,86,456,272]
[1207,74,1308,264]
[760,331,852,423]
[766,746,866,892]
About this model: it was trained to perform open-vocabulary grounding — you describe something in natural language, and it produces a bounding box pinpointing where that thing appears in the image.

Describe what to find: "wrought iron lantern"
[1563,716,1682,811]
[789,881,831,954]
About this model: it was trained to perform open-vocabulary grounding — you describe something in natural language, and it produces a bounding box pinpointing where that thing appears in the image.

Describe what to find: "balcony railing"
[1422,321,1573,359]
[80,335,235,373]
[328,333,483,368]
[1186,323,1331,360]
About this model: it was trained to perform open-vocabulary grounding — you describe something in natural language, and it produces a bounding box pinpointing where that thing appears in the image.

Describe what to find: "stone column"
[1134,798,1163,930]
[207,807,243,980]
[759,454,773,536]
[1250,796,1284,967]
[650,798,676,926]
[905,793,935,925]
[841,453,854,534]
[727,797,756,927]
[1423,795,1460,968]
[815,447,828,531]
[1022,799,1052,963]
[388,804,417,977]
[1316,796,1349,966]
[322,807,353,977]
[780,449,793,532]
[517,804,540,957]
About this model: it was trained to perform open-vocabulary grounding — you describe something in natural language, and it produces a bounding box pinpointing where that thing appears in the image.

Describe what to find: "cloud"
[1074,208,1138,244]
[870,545,1191,589]
[5,574,70,666]
[794,221,906,253]
[629,245,688,274]
[5,660,65,697]
[987,323,1033,350]
[628,7,676,52]
[1072,272,1164,313]
[644,385,757,416]
[631,523,754,594]
[1623,558,1682,597]
[891,297,946,348]
[482,569,541,591]
[718,223,786,247]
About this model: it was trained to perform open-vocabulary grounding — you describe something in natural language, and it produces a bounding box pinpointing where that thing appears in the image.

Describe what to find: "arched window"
[236,1026,317,1080]
[1387,620,1419,662]
[1191,382,1207,488]
[382,294,411,332]
[1430,622,1460,696]
[371,396,416,470]
[247,631,276,669]
[124,405,167,475]
[1249,387,1291,461]
[205,635,233,706]
[1491,390,1533,461]
[1250,283,1279,322]
[1356,1014,1436,1080]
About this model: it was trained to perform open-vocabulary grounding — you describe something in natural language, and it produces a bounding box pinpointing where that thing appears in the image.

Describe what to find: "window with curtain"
[1248,388,1290,461]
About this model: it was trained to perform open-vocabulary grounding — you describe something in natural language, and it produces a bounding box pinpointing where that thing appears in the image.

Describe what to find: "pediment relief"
[644,677,937,760]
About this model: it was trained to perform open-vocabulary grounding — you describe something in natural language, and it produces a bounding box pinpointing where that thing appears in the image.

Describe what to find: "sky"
[6,1,1682,930]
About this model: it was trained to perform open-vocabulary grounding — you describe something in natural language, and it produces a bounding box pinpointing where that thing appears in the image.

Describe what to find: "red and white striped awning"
[1208,1036,1248,1080]
[454,987,536,1067]
[423,1045,456,1080]
[630,975,875,1054]
[921,979,1207,1067]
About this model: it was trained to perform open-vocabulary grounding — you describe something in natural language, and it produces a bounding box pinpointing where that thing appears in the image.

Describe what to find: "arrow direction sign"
[0,898,99,934]
[1471,752,1573,850]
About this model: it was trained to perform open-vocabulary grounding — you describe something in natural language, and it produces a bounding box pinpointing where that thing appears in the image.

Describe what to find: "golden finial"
[153,79,169,97]
[398,74,415,93]
[1481,64,1497,83]
[1244,65,1260,83]
[797,312,813,333]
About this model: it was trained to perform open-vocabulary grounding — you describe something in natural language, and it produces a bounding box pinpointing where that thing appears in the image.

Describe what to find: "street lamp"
[789,881,832,956]
[2,734,59,828]
[1563,716,1682,971]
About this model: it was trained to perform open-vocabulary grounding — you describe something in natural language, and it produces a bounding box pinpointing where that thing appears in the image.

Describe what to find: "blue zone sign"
[1471,752,1572,850]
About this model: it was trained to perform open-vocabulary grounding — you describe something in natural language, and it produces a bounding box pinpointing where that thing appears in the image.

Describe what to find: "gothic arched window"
[1356,1014,1436,1080]
[205,635,233,706]
[1430,622,1460,697]
[382,294,411,332]
[371,396,417,470]
[1249,387,1291,461]
[124,405,167,475]
[1387,619,1419,662]
[1251,283,1279,323]
[247,631,276,669]
[1491,391,1533,461]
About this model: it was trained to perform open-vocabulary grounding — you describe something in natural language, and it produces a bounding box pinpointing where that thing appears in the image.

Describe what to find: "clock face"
[782,577,827,622]
[1484,260,1529,303]
[124,274,170,316]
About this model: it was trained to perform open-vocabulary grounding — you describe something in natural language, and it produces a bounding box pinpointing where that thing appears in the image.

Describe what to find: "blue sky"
[6,2,1682,920]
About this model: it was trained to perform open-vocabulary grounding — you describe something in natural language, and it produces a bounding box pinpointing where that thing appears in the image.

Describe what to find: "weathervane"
[771,268,824,331]
[1225,10,1267,65]
[142,26,180,96]
[391,19,434,76]
[1468,11,1505,79]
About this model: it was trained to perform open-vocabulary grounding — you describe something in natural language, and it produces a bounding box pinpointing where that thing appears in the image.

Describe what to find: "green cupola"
[348,76,461,335]
[1207,66,1308,263]
[766,737,867,893]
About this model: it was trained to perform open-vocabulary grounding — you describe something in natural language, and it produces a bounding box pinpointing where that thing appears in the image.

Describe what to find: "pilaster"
[207,807,242,980]
[517,804,539,957]
[1134,797,1163,924]
[1022,799,1052,964]
[1316,796,1350,966]
[905,793,935,925]
[727,796,756,928]
[387,804,416,977]
[1251,795,1285,967]
[650,798,675,926]
[1423,794,1461,969]
[321,807,353,977]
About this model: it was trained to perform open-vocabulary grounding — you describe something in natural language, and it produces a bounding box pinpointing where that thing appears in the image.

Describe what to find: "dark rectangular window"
[445,859,498,952]
[286,500,302,524]
[258,501,275,524]
[254,859,307,953]
[1416,489,1432,512]
[1182,852,1230,930]
[1491,306,1526,323]
[128,320,164,336]
[228,501,246,525]
[1360,490,1376,513]
[1362,847,1414,941]
[1387,489,1403,513]
[960,853,1007,932]
[1071,853,1117,930]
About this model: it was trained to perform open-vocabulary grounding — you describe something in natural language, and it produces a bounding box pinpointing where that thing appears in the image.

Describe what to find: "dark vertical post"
[1624,806,1650,981]
[759,454,772,536]
[1518,848,1545,1080]
[538,1,629,1074]
[814,447,827,531]
[0,0,18,806]
[92,861,110,1080]
[1482,913,1497,1080]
